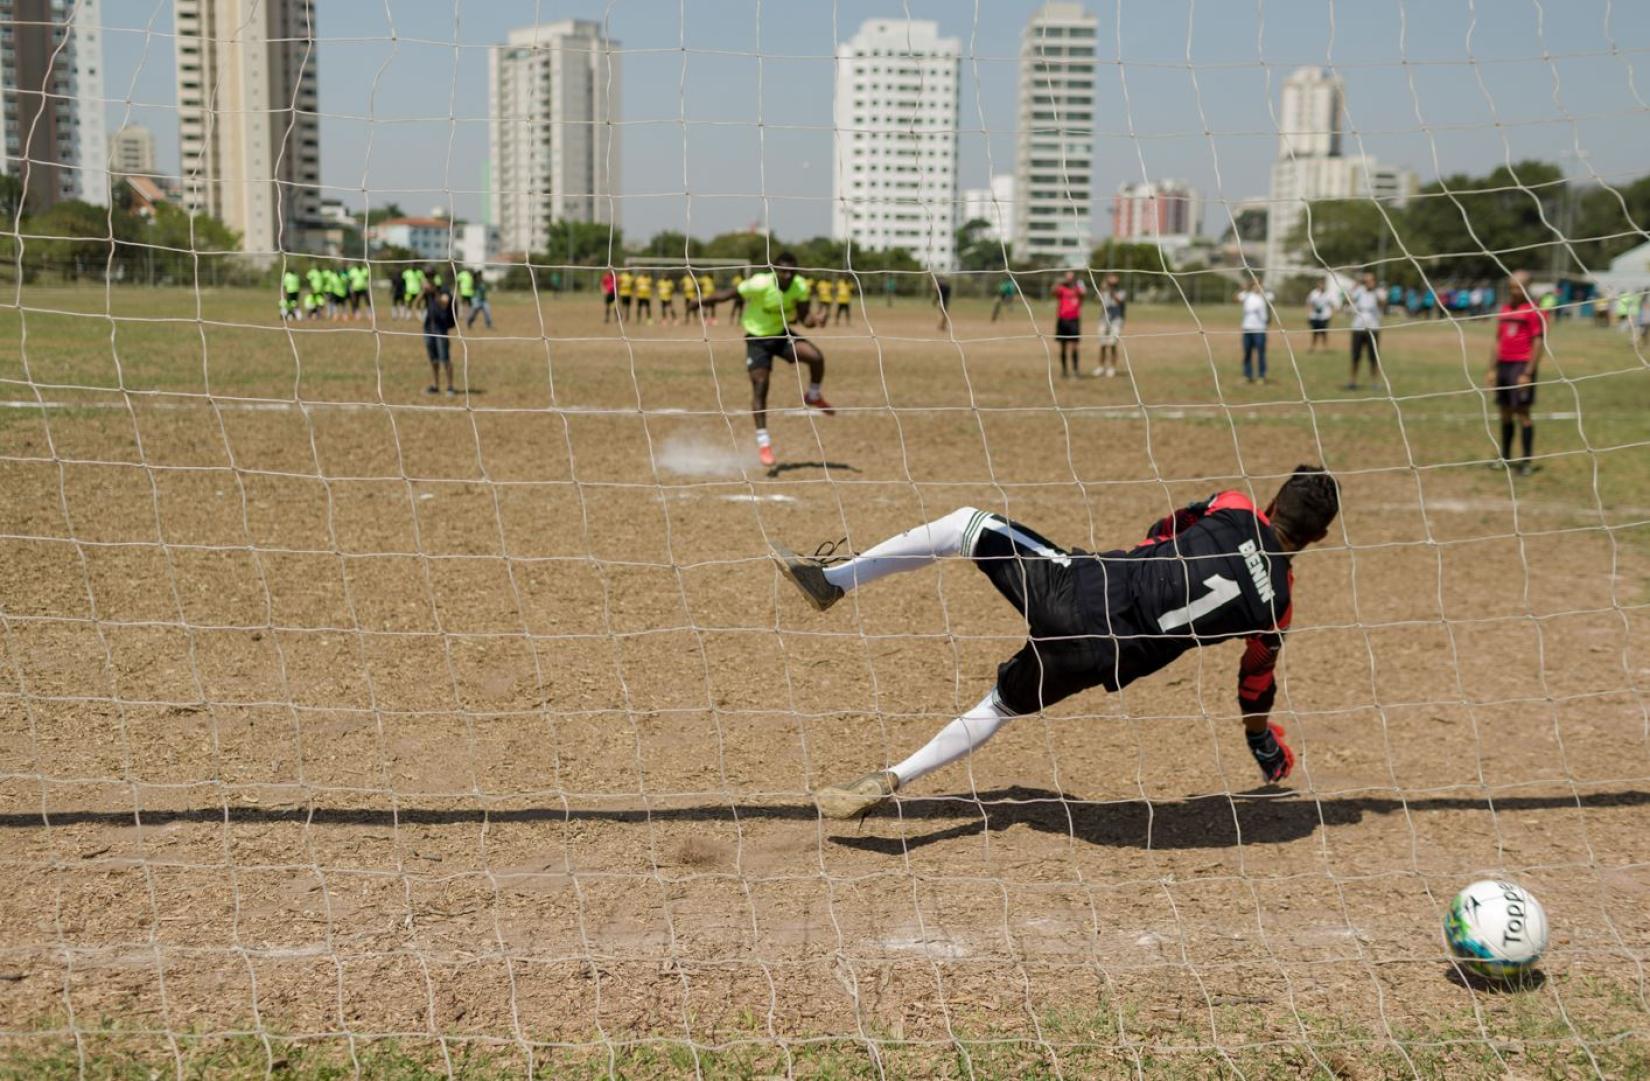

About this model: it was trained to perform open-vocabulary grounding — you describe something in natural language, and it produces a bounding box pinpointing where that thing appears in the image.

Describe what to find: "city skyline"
[56,0,1650,250]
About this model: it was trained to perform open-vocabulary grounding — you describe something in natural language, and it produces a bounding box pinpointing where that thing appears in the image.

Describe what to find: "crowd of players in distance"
[275,256,1645,477]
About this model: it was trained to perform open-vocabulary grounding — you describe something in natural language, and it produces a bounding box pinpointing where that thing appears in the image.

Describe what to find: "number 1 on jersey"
[1157,575,1241,632]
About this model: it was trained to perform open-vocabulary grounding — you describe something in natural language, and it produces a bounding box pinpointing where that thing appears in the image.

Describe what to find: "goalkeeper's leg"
[814,689,1017,818]
[770,506,982,610]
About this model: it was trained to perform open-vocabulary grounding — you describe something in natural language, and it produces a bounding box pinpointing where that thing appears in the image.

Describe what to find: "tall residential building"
[489,20,620,258]
[0,0,106,211]
[960,174,1014,241]
[1012,2,1097,263]
[174,0,321,253]
[1277,66,1344,159]
[108,124,156,175]
[832,18,961,271]
[1113,179,1203,244]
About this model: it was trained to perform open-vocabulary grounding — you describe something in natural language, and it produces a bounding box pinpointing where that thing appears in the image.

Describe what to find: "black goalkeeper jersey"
[1076,491,1292,709]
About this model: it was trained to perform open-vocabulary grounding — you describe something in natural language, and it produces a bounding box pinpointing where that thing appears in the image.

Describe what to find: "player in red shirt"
[1051,270,1087,378]
[1488,271,1546,475]
[769,467,1341,818]
[601,269,617,324]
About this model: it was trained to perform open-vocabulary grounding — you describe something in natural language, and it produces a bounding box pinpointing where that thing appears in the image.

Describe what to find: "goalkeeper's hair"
[774,251,799,268]
[1271,465,1340,543]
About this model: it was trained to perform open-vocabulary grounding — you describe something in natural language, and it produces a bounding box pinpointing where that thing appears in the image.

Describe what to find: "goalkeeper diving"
[771,466,1341,817]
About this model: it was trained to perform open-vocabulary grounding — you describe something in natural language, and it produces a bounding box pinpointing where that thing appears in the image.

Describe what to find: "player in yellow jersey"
[698,272,717,325]
[657,273,678,326]
[814,275,835,327]
[633,271,654,324]
[730,272,746,322]
[617,270,635,322]
[690,253,835,468]
[834,276,854,325]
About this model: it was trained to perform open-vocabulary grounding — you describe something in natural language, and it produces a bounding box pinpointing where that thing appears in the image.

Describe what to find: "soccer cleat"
[758,443,777,468]
[423,385,439,396]
[769,541,844,612]
[814,770,898,819]
[803,390,836,416]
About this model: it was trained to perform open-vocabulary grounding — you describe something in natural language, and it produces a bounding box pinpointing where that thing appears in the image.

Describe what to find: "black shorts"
[1351,328,1380,363]
[604,293,616,305]
[745,334,809,372]
[1495,361,1535,409]
[1055,317,1080,342]
[961,510,1115,716]
[1309,318,1329,331]
[424,332,451,362]
[350,290,364,309]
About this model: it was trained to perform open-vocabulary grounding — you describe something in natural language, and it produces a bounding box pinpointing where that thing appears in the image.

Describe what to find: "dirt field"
[0,285,1648,1077]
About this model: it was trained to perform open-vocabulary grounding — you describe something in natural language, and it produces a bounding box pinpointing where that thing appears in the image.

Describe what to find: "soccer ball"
[1444,879,1549,981]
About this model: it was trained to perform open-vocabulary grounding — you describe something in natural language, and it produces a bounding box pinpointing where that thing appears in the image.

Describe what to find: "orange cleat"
[804,391,835,416]
[758,443,776,467]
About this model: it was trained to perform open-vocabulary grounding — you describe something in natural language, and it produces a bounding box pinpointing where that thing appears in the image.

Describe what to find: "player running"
[770,467,1340,817]
[690,252,835,468]
[1489,271,1544,476]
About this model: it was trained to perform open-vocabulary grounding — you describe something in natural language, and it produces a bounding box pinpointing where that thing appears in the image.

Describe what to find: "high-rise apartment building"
[174,0,321,253]
[108,123,156,176]
[832,19,960,271]
[1263,65,1416,281]
[1277,66,1344,159]
[0,0,106,211]
[1012,2,1097,263]
[490,20,620,257]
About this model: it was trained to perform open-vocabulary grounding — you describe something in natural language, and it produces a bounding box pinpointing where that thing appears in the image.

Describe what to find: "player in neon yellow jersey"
[691,253,834,468]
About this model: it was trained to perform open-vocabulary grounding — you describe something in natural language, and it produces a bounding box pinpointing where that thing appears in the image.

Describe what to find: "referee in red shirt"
[1488,270,1546,476]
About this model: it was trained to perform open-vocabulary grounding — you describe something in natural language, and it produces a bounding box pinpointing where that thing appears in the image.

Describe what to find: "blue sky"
[98,0,1650,242]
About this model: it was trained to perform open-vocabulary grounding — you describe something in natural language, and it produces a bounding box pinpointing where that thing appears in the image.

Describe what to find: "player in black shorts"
[770,466,1341,817]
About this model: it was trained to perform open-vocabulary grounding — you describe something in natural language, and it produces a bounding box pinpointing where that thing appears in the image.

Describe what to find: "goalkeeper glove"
[1247,723,1295,784]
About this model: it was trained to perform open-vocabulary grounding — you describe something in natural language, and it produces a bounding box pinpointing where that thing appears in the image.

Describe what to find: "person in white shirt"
[1094,273,1127,377]
[1236,279,1273,383]
[1306,282,1337,352]
[1347,272,1385,390]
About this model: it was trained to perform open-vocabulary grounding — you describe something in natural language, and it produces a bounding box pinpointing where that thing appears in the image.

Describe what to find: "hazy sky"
[98,0,1650,242]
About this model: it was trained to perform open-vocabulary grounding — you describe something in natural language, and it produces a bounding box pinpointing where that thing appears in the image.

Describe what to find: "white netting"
[1,0,1649,1077]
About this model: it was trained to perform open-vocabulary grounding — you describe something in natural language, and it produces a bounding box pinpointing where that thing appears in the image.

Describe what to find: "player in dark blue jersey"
[771,466,1340,817]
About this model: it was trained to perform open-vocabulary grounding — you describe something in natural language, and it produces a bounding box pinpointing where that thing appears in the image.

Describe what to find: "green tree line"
[1287,161,1650,285]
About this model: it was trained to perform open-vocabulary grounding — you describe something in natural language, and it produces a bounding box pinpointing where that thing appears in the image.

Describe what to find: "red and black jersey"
[1069,491,1292,713]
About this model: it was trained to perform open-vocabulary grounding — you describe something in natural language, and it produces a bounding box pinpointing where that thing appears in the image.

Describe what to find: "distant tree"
[1403,161,1573,279]
[363,203,406,225]
[640,229,701,259]
[1284,199,1397,275]
[0,174,21,222]
[956,218,1010,272]
[24,200,139,280]
[542,219,623,266]
[1571,175,1650,270]
[130,203,242,284]
[1222,206,1268,244]
[702,231,779,264]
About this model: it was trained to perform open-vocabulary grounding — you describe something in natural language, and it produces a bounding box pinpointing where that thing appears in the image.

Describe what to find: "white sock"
[807,382,821,397]
[755,428,771,448]
[891,689,1018,786]
[822,506,980,592]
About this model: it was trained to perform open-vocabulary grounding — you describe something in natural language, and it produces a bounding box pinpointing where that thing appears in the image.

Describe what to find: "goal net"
[2,1,1648,1077]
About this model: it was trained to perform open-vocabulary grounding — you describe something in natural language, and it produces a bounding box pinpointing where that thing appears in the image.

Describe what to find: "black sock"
[1501,421,1515,460]
[1521,424,1534,462]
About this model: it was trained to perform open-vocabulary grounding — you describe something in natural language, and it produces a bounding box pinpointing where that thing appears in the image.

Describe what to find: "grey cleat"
[814,770,899,819]
[770,541,844,612]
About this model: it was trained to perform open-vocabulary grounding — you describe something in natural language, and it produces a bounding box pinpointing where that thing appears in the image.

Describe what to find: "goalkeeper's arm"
[1238,625,1294,782]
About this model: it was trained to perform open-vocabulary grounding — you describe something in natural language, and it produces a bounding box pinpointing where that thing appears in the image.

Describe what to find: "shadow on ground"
[4,787,1644,852]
